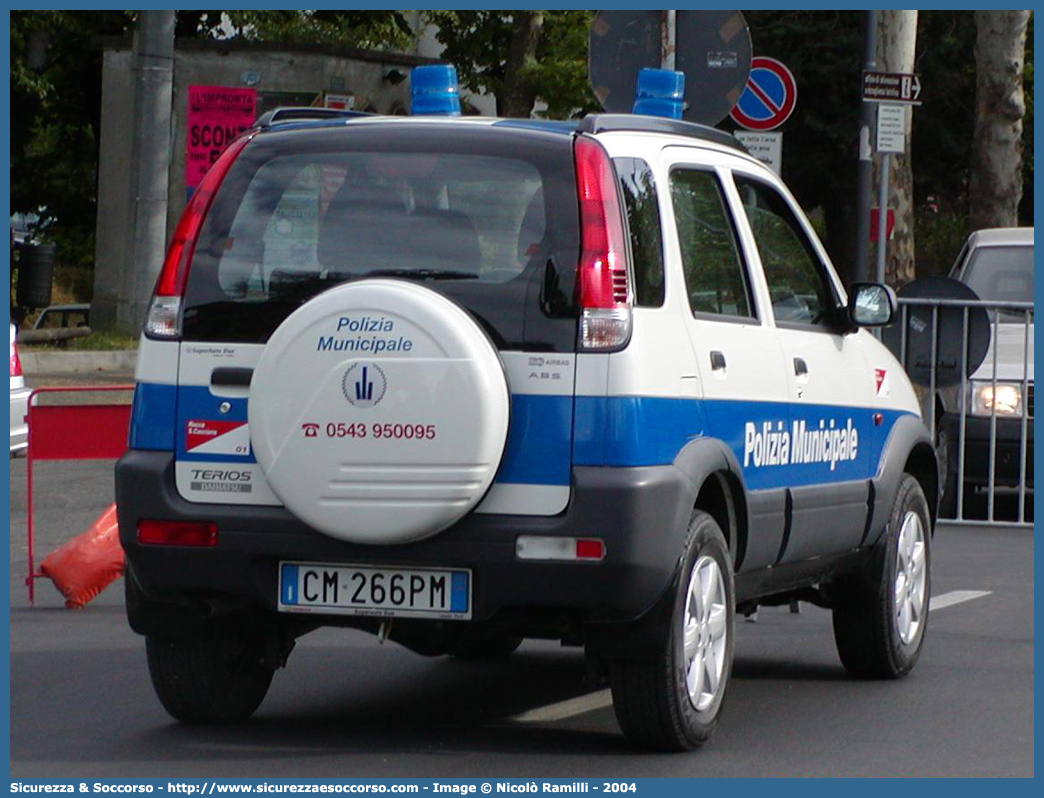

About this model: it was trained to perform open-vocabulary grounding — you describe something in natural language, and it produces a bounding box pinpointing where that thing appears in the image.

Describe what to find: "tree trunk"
[499,11,543,118]
[969,10,1030,231]
[874,10,918,287]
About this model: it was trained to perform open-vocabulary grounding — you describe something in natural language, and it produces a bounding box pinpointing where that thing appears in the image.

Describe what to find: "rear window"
[182,125,579,345]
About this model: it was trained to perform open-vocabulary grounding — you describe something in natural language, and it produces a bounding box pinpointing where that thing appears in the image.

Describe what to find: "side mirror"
[848,282,897,328]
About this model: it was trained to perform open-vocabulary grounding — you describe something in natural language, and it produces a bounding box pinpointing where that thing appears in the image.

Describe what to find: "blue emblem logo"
[342,363,387,408]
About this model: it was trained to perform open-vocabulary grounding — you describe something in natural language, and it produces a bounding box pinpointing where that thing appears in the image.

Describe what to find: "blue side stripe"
[496,394,573,486]
[573,396,706,467]
[132,381,912,495]
[129,383,177,450]
[573,395,911,491]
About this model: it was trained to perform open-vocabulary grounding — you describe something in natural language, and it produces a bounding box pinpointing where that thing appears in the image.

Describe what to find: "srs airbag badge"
[342,362,387,408]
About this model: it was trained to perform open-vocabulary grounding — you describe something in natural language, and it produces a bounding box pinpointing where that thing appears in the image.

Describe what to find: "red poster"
[186,85,257,190]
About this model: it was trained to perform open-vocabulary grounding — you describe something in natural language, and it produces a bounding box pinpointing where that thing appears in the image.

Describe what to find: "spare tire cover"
[249,279,509,544]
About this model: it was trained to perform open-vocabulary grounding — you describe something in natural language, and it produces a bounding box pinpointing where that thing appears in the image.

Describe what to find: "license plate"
[278,562,471,620]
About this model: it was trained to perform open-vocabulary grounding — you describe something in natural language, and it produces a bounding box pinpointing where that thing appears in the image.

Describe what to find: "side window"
[733,176,837,328]
[669,168,753,319]
[614,158,665,307]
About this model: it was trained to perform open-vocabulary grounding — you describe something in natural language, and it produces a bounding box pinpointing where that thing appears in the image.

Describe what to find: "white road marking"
[930,590,992,611]
[512,688,613,723]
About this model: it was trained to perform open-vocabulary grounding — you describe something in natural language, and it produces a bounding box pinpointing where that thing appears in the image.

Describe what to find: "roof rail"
[576,114,746,153]
[253,107,372,129]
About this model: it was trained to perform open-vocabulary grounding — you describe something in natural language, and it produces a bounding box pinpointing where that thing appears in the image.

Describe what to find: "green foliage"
[913,209,967,278]
[910,12,978,220]
[9,10,414,281]
[10,11,133,270]
[744,10,1033,278]
[426,10,598,118]
[217,11,413,50]
[742,12,864,211]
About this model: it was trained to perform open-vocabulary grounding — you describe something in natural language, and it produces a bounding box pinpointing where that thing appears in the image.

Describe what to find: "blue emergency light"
[632,68,685,119]
[410,65,462,116]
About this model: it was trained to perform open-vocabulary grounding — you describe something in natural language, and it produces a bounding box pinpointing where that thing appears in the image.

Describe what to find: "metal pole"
[855,10,878,284]
[661,10,677,70]
[987,310,1000,523]
[122,10,175,334]
[875,151,890,284]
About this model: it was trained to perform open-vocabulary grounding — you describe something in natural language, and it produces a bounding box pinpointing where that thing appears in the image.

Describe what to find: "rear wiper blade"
[362,268,479,280]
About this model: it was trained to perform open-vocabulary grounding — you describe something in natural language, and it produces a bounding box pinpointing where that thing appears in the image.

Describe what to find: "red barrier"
[25,385,134,605]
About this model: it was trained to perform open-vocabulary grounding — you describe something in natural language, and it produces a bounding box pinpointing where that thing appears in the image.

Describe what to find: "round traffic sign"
[729,56,797,131]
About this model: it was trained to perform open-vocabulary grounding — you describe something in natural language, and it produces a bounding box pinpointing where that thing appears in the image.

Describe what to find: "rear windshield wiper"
[362,268,480,281]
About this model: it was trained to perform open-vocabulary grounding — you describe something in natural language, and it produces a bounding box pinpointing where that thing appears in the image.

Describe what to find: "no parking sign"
[730,57,797,131]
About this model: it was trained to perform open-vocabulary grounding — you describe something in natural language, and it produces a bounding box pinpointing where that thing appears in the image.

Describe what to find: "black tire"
[609,511,735,751]
[833,474,932,679]
[936,420,959,519]
[146,627,275,724]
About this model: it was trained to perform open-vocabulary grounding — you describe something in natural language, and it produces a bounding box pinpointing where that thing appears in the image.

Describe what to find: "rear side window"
[614,157,664,307]
[670,169,753,319]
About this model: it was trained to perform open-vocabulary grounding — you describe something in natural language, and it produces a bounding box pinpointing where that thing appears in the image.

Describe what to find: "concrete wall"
[93,40,440,333]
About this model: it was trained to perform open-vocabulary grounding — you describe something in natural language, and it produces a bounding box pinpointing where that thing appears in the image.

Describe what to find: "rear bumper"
[116,450,696,630]
[10,387,30,453]
[943,414,1034,488]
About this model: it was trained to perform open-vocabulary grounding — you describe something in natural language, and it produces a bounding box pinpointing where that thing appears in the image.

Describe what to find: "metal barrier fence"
[889,297,1033,527]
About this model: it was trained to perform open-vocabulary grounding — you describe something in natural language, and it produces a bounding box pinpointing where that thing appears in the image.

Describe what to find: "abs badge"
[342,362,387,408]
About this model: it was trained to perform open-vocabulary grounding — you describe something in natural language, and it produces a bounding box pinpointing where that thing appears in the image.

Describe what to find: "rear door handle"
[793,358,808,377]
[710,351,727,371]
[211,367,253,387]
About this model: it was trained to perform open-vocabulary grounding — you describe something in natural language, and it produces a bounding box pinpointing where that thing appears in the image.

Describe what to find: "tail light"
[137,519,218,547]
[574,136,632,350]
[144,133,254,339]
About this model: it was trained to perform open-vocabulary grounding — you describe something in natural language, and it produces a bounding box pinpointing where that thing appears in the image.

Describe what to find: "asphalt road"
[9,454,1034,778]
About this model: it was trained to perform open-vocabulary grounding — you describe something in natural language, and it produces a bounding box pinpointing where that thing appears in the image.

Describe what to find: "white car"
[116,67,936,750]
[10,323,31,454]
[936,227,1034,515]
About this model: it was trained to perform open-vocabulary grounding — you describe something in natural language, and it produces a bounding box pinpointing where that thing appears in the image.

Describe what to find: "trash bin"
[15,242,56,308]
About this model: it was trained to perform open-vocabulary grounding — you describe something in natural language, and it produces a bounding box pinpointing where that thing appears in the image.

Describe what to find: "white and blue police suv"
[118,68,936,751]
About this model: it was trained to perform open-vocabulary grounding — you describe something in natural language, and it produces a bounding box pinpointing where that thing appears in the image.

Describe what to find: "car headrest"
[317,186,407,273]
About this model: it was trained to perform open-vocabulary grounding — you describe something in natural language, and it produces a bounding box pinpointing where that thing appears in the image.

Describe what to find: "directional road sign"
[729,57,796,131]
[862,71,922,105]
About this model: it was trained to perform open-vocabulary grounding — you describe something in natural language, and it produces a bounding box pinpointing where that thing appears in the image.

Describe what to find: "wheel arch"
[673,437,750,569]
[904,442,939,528]
[871,414,938,545]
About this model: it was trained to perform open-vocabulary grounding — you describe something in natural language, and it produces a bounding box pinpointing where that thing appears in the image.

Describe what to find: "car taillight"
[137,519,218,547]
[574,136,632,351]
[144,133,254,339]
[10,342,22,378]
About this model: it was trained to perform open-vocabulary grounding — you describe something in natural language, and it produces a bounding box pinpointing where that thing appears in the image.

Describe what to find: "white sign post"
[873,102,908,283]
[734,131,783,175]
[876,103,906,153]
